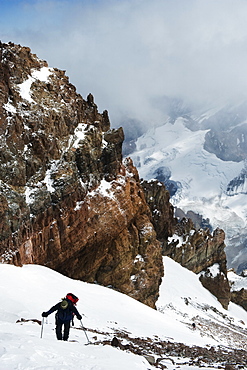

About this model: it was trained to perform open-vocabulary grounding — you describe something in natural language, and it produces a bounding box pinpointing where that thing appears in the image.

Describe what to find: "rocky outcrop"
[204,126,247,162]
[165,222,230,309]
[141,180,176,240]
[228,270,247,312]
[143,181,230,309]
[231,289,247,311]
[164,220,225,272]
[0,42,163,308]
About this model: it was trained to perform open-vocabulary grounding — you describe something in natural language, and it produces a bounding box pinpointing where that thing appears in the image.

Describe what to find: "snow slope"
[131,118,243,200]
[130,118,247,269]
[0,257,247,369]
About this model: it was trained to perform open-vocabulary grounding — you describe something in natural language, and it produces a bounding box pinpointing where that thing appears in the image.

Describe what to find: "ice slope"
[0,257,247,369]
[158,258,247,349]
[130,118,247,268]
[131,119,243,199]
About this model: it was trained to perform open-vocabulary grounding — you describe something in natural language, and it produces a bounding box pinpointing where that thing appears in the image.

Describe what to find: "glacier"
[130,111,247,271]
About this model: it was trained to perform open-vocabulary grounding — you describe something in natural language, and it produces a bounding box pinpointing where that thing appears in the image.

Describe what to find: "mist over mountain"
[129,98,247,273]
[3,0,247,128]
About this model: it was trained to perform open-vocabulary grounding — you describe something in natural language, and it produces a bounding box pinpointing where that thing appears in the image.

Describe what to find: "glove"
[42,312,48,317]
[77,314,82,320]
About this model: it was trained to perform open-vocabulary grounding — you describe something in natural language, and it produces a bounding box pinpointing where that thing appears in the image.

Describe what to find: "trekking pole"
[40,317,44,339]
[80,319,90,344]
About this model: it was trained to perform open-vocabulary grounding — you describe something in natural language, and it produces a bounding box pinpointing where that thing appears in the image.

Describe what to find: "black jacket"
[45,298,81,322]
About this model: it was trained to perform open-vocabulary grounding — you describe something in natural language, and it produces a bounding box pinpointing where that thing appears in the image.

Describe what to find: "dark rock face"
[204,128,247,162]
[231,289,247,311]
[141,180,175,240]
[229,269,247,312]
[226,168,247,196]
[0,42,163,308]
[175,208,212,232]
[151,166,180,197]
[198,101,247,162]
[143,181,231,309]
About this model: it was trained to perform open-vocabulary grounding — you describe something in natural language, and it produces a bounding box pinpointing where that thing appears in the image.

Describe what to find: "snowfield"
[0,257,247,369]
[130,117,247,270]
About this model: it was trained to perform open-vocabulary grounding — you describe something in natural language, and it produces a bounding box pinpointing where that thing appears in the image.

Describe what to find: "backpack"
[66,293,79,305]
[56,298,71,322]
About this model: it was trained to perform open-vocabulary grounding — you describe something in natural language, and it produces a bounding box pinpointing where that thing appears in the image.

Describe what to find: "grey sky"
[2,0,247,126]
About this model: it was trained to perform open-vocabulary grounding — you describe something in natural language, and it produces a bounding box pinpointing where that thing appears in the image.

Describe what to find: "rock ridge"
[142,180,231,309]
[0,42,163,308]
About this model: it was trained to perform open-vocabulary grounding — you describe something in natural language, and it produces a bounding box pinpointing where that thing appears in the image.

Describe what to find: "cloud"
[2,0,247,125]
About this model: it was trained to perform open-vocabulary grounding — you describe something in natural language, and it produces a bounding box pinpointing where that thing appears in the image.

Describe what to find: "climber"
[42,293,82,341]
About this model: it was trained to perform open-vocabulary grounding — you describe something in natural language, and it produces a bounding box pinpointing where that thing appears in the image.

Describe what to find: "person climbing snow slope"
[42,293,82,341]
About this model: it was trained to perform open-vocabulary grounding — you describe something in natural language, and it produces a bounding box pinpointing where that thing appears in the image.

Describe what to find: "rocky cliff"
[231,288,247,311]
[142,180,231,309]
[0,42,163,308]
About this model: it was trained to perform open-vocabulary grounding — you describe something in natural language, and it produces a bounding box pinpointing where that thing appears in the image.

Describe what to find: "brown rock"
[231,288,247,311]
[141,180,175,240]
[164,223,230,309]
[0,42,163,308]
[143,180,231,308]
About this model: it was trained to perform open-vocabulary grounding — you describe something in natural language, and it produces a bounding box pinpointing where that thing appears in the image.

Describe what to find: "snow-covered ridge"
[19,67,52,103]
[3,67,53,109]
[131,119,243,202]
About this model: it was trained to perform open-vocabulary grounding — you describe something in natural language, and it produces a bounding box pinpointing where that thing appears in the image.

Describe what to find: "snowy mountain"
[0,257,247,369]
[129,103,247,272]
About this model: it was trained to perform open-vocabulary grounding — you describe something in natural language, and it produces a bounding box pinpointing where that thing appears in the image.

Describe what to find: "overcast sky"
[2,0,247,126]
